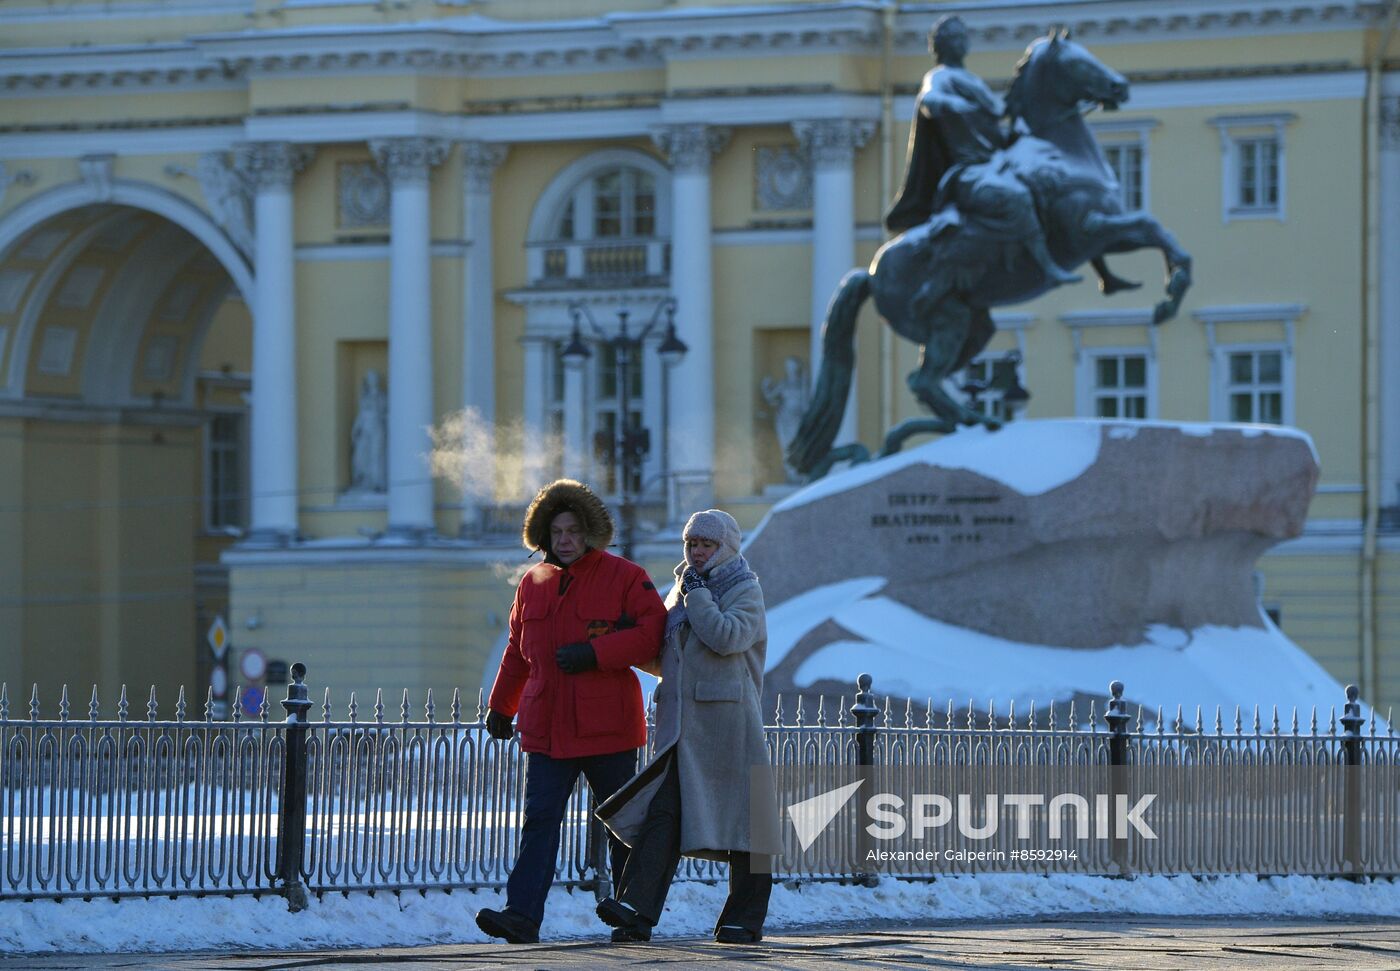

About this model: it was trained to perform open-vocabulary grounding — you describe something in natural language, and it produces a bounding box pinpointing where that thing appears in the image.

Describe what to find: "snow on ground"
[5,875,1399,954]
[767,579,1369,721]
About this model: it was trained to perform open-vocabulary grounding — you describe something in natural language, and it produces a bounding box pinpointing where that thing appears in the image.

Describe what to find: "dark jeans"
[615,756,772,935]
[505,749,637,928]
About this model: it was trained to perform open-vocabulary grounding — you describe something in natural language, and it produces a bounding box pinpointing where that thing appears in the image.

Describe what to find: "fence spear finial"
[175,686,187,723]
[451,688,462,725]
[322,687,332,723]
[400,688,411,724]
[59,684,70,722]
[374,688,385,725]
[425,688,436,724]
[29,684,40,721]
[348,691,359,724]
[0,683,8,722]
[92,685,102,722]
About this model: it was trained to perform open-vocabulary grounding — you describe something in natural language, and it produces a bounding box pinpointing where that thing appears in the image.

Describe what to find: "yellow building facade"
[0,0,1397,717]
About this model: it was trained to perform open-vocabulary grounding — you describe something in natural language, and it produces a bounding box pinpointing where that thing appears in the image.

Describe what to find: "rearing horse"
[788,30,1193,477]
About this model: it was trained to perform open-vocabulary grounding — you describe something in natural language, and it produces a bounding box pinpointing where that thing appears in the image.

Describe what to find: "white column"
[459,141,508,532]
[795,118,874,446]
[235,141,312,546]
[641,334,664,495]
[371,137,448,540]
[521,337,551,495]
[653,124,729,517]
[1379,95,1400,510]
[563,354,588,481]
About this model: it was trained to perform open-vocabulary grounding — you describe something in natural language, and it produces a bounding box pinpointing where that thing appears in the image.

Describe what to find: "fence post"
[1103,679,1132,877]
[277,662,312,912]
[851,673,880,887]
[1340,683,1365,878]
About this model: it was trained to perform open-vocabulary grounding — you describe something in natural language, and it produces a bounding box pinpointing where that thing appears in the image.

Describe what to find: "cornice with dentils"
[0,1,1389,93]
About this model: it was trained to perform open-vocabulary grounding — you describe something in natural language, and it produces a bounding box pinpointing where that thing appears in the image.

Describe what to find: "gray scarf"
[664,552,757,639]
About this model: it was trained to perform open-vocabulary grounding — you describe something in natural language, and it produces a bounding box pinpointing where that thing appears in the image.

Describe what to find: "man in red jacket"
[476,479,665,944]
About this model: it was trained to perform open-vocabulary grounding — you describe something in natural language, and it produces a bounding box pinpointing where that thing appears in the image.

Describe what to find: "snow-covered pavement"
[5,874,1400,955]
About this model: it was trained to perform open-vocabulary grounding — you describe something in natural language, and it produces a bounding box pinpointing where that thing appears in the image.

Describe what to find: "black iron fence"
[1,666,1395,906]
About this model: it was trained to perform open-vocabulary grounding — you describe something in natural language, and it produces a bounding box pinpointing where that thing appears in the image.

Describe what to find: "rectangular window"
[1102,143,1144,211]
[1225,348,1285,424]
[1236,137,1279,211]
[1211,114,1291,221]
[958,356,1021,422]
[593,171,622,238]
[206,413,246,531]
[1091,353,1148,419]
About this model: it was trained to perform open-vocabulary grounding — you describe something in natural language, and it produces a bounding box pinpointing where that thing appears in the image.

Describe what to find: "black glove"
[485,708,514,741]
[556,641,598,674]
[681,568,707,594]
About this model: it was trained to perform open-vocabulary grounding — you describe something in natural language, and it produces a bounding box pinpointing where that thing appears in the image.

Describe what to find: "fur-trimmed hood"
[522,478,614,557]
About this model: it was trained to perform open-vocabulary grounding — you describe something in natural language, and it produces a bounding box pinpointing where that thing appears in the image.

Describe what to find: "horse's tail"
[787,268,871,475]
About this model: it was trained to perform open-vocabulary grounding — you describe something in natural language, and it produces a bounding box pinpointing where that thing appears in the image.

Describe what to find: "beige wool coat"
[597,559,782,861]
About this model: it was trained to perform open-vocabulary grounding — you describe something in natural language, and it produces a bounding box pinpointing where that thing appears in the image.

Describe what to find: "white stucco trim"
[0,127,244,161]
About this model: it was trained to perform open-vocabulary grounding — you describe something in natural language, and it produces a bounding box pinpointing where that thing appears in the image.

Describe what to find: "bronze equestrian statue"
[788,19,1193,479]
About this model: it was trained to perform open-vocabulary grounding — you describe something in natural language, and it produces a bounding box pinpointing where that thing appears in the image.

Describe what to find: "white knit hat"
[683,508,743,557]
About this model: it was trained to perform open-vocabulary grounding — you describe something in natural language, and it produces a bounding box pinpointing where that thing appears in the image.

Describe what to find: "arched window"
[526,152,670,287]
[514,152,673,501]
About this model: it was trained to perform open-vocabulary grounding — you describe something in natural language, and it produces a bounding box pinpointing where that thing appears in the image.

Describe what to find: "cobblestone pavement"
[8,916,1400,971]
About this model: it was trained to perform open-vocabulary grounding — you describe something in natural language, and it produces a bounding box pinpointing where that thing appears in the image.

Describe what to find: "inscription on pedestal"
[871,491,1020,545]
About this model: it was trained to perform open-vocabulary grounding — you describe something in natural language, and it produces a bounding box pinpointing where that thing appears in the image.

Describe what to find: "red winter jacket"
[488,548,665,758]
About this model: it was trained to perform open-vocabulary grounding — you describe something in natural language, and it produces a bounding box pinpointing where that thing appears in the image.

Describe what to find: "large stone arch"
[0,178,253,402]
[0,178,254,696]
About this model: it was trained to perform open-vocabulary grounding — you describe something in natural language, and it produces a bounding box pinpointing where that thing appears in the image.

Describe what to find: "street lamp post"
[563,297,685,561]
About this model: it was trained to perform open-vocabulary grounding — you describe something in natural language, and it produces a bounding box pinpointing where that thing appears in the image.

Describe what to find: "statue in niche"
[349,369,387,494]
[761,356,809,484]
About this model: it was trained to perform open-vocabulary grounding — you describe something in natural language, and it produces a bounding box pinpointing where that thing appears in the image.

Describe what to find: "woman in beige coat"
[595,509,780,944]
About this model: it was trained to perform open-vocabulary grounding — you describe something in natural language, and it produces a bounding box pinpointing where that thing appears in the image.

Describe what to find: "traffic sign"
[207,615,229,659]
[241,686,265,718]
[239,649,266,682]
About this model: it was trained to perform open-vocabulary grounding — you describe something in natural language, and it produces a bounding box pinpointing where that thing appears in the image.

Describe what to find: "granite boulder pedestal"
[744,419,1350,721]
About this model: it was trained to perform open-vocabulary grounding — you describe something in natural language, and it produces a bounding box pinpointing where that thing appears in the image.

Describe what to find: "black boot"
[597,897,653,943]
[475,907,540,944]
[715,924,763,944]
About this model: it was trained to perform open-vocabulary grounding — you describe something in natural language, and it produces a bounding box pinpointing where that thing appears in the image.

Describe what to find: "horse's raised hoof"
[1099,277,1142,295]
